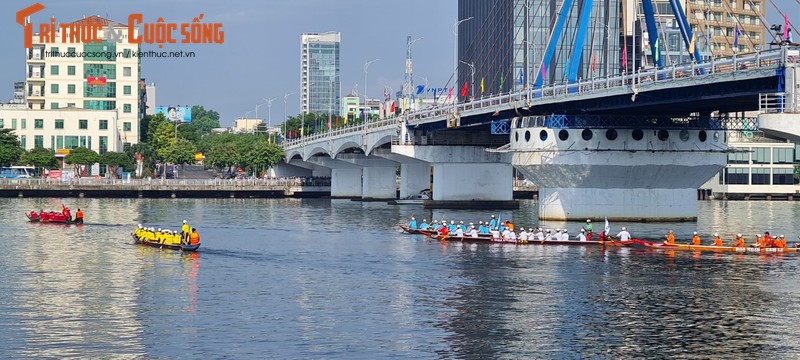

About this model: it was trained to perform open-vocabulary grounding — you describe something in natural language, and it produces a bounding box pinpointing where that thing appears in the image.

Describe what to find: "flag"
[622,43,628,69]
[327,115,331,129]
[344,114,348,125]
[499,72,505,92]
[785,15,790,39]
[688,33,696,56]
[480,77,485,94]
[447,86,453,99]
[87,76,107,86]
[591,52,597,72]
[733,24,740,49]
[335,116,339,127]
[390,101,396,113]
[460,81,468,97]
[540,64,546,81]
[604,216,610,235]
[518,69,524,85]
[654,38,660,63]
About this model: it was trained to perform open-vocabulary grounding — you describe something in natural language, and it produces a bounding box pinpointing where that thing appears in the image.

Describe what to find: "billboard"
[155,106,192,122]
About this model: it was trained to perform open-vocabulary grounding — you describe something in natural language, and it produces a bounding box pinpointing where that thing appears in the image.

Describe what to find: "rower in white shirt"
[614,227,632,241]
[544,230,553,241]
[454,226,464,238]
[562,229,568,241]
[468,226,479,238]
[535,228,544,241]
[577,228,587,241]
[490,228,501,241]
[502,228,512,241]
[518,229,528,242]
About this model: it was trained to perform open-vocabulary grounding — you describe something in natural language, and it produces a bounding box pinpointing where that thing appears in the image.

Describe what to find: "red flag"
[622,44,628,69]
[336,116,339,127]
[592,53,597,72]
[87,76,107,86]
[460,81,468,97]
[390,101,396,113]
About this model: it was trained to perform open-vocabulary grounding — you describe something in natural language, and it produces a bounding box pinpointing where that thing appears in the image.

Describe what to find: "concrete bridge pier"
[338,154,398,200]
[306,156,362,198]
[373,149,431,199]
[278,160,332,178]
[392,145,514,205]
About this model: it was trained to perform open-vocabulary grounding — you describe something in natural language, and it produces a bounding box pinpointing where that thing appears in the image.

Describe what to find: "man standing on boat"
[189,228,200,246]
[489,215,498,230]
[577,228,587,242]
[614,227,632,242]
[181,220,190,244]
[583,220,593,241]
[61,204,72,222]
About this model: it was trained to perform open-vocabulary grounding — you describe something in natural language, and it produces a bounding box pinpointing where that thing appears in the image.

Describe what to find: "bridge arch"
[285,149,303,162]
[333,141,363,158]
[366,134,394,155]
[303,145,331,161]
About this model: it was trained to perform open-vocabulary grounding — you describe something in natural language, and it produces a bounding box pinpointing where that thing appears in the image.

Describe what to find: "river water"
[1,198,800,359]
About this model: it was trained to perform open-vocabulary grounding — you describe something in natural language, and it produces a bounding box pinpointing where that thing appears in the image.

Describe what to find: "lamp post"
[406,37,423,99]
[254,103,267,134]
[459,60,475,100]
[283,92,294,142]
[363,59,379,124]
[453,17,473,113]
[264,97,276,139]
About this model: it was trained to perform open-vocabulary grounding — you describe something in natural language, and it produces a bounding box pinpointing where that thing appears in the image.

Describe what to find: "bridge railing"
[760,93,799,113]
[284,46,798,149]
[0,177,332,188]
[283,117,399,149]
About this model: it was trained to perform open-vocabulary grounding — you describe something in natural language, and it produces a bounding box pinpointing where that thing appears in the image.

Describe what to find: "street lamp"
[283,92,294,142]
[254,102,267,134]
[264,97,276,138]
[453,17,473,112]
[363,59,379,123]
[406,37,423,99]
[459,60,475,100]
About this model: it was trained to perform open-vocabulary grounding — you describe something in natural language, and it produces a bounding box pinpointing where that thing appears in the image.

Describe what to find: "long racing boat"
[632,239,799,253]
[130,233,200,252]
[426,233,633,246]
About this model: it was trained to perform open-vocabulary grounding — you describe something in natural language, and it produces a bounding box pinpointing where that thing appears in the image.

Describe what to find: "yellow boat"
[633,239,798,253]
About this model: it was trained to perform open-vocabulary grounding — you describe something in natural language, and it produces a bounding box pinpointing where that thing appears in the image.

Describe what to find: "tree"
[205,142,240,171]
[0,128,22,167]
[152,121,177,161]
[177,123,202,144]
[20,147,58,170]
[192,105,221,135]
[126,142,156,177]
[244,140,285,176]
[64,147,100,177]
[100,151,134,178]
[163,138,197,165]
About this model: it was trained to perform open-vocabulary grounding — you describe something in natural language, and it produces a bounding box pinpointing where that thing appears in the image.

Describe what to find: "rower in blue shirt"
[408,217,418,230]
[419,219,429,230]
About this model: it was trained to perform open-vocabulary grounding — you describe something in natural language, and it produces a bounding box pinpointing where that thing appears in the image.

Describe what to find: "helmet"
[581,228,585,232]
[781,235,785,238]
[422,219,426,222]
[157,228,161,232]
[586,219,591,223]
[737,233,742,237]
[182,220,187,224]
[714,233,719,237]
[693,231,697,235]
[622,227,627,231]
[138,224,142,228]
[451,221,455,224]
[479,221,483,224]
[556,228,561,232]
[411,217,415,220]
[564,230,568,233]
[529,228,534,232]
[491,215,495,218]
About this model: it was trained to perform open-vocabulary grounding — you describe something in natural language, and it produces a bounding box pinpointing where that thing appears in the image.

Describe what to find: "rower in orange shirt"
[713,233,723,246]
[665,230,676,245]
[734,234,745,248]
[691,231,701,246]
[763,232,773,247]
[755,234,766,248]
[775,235,786,248]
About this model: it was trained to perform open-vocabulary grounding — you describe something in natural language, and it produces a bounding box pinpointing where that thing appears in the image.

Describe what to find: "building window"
[123,104,132,113]
[99,136,108,154]
[68,65,76,75]
[99,119,108,130]
[123,122,131,131]
[50,103,59,109]
[50,65,59,75]
[727,151,748,164]
[34,119,44,129]
[773,168,794,185]
[123,67,132,77]
[752,147,770,164]
[20,135,26,148]
[123,49,132,58]
[725,168,749,184]
[34,135,43,148]
[12,119,17,129]
[49,47,58,57]
[50,84,59,94]
[20,119,25,129]
[79,119,88,129]
[67,84,75,94]
[751,168,770,185]
[55,119,64,129]
[123,85,131,95]
[67,47,76,57]
[0,119,3,128]
[67,103,76,108]
[773,148,794,164]
[65,136,79,149]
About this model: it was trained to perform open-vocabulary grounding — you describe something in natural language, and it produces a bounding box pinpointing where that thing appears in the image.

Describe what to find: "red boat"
[25,210,82,225]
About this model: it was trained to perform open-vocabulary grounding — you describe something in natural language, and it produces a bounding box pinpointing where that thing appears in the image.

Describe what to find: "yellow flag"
[480,77,485,94]
[688,33,696,55]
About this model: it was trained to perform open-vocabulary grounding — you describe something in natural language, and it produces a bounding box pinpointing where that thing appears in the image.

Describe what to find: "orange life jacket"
[692,235,701,246]
[189,232,200,245]
[666,234,675,245]
[714,237,723,246]
[735,237,745,247]
[76,210,84,219]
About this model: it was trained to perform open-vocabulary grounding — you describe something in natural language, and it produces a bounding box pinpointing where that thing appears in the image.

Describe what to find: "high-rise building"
[458,0,622,99]
[300,32,340,116]
[24,15,141,150]
[685,0,766,57]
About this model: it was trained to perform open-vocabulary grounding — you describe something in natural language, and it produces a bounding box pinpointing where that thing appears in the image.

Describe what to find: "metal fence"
[0,177,332,188]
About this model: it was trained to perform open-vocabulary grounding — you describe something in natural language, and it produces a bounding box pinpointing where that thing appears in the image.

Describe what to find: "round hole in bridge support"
[699,130,708,142]
[581,129,593,141]
[515,131,519,143]
[539,130,548,141]
[679,130,690,142]
[632,129,644,141]
[558,130,569,141]
[525,130,531,142]
[657,129,669,141]
[605,129,618,141]
[713,131,720,142]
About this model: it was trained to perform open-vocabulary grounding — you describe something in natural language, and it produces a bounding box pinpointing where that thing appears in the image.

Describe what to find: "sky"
[0,0,796,126]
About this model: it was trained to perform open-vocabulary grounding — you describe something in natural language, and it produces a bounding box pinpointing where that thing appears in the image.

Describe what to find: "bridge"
[279,0,800,220]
